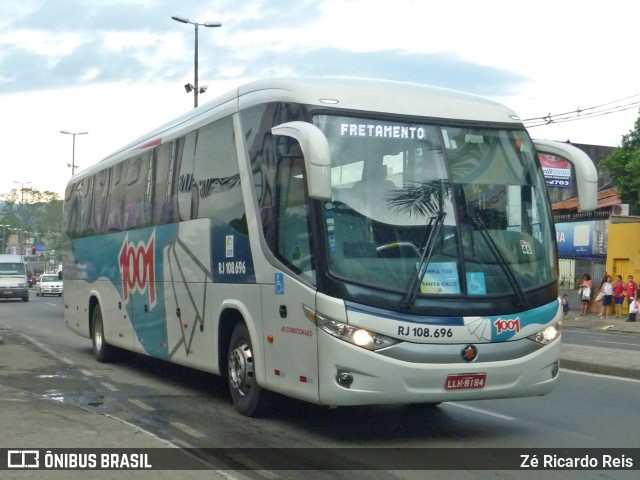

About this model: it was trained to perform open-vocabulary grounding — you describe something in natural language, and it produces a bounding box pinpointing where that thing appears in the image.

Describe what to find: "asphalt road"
[562,329,640,351]
[1,293,639,479]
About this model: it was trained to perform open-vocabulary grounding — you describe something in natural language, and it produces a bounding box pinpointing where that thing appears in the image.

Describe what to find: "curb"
[560,358,640,380]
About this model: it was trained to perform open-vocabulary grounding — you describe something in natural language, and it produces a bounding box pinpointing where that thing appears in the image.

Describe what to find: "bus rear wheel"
[92,304,116,363]
[227,323,270,416]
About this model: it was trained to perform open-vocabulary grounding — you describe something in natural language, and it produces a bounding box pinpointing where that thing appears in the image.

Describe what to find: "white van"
[0,254,29,302]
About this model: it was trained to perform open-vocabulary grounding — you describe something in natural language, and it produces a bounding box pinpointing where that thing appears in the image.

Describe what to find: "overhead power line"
[522,94,640,128]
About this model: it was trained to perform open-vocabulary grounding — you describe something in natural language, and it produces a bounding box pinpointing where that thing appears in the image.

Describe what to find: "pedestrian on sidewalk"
[599,275,614,319]
[624,275,638,312]
[579,273,592,317]
[598,271,609,291]
[627,294,639,322]
[613,274,624,318]
[561,294,570,319]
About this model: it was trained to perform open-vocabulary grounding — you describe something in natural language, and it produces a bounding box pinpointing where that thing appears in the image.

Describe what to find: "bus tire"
[92,304,116,363]
[227,323,271,417]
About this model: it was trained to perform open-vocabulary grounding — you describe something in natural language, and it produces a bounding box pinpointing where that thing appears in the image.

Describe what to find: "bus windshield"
[314,114,556,298]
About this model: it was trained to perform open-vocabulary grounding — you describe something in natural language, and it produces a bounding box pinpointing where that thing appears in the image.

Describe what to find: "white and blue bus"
[62,77,597,416]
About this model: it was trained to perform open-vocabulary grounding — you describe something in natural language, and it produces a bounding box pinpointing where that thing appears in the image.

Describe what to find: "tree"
[599,110,640,209]
[0,187,63,257]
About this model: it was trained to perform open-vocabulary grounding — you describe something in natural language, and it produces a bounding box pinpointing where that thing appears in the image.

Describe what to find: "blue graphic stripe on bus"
[346,299,559,340]
[72,221,256,360]
[345,302,465,326]
[488,300,559,341]
[72,224,179,359]
[211,223,255,283]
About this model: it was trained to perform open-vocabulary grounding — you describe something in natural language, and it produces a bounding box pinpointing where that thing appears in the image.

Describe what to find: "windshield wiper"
[471,214,530,310]
[400,210,447,309]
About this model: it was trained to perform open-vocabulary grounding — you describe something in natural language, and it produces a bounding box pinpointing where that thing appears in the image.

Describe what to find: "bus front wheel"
[227,323,270,416]
[92,304,116,363]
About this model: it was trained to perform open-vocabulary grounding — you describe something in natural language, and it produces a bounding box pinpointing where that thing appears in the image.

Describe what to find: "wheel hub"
[228,341,254,396]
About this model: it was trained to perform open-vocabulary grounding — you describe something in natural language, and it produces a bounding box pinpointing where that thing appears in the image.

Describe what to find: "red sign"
[118,232,156,308]
[494,317,521,335]
[538,153,572,188]
[445,373,486,390]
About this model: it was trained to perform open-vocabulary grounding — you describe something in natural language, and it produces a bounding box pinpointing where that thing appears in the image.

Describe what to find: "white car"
[35,274,63,297]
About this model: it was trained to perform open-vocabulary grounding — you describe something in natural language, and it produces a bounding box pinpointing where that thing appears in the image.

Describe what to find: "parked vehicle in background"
[0,254,29,302]
[35,274,63,297]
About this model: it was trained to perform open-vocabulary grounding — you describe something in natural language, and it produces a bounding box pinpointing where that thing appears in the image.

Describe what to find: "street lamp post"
[13,181,31,253]
[171,15,222,108]
[0,224,9,254]
[60,130,88,175]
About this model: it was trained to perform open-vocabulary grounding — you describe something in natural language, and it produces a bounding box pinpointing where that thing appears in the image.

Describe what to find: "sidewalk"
[0,331,223,479]
[560,307,640,380]
[0,384,220,478]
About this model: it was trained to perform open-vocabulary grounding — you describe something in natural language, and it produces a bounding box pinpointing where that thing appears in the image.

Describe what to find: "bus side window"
[161,138,183,225]
[105,163,124,232]
[64,183,81,236]
[123,153,152,230]
[92,169,109,233]
[193,117,242,223]
[177,131,197,221]
[123,157,141,229]
[275,154,313,276]
[79,176,94,236]
[153,143,173,225]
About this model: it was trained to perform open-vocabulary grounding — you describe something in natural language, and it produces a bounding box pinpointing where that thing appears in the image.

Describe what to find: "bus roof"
[68,77,522,186]
[236,77,521,123]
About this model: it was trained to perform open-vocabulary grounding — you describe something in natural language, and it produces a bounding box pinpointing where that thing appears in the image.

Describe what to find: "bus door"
[261,152,320,403]
[261,277,319,403]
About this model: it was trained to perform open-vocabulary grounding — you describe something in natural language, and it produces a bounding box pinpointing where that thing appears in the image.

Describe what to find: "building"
[546,142,635,311]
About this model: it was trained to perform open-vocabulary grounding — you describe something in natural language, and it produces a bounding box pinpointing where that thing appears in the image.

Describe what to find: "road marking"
[448,402,515,420]
[169,438,193,449]
[227,454,280,479]
[46,303,57,307]
[597,340,640,347]
[562,368,640,383]
[18,333,74,365]
[100,382,118,392]
[170,421,207,439]
[79,369,95,377]
[215,470,250,480]
[129,398,155,411]
[564,330,638,345]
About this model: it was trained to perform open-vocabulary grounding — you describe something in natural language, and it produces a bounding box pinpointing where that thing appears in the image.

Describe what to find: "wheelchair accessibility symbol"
[275,273,285,295]
[466,272,487,295]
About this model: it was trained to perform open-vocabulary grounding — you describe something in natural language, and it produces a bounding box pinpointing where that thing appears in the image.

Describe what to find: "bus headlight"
[527,323,561,345]
[303,305,399,351]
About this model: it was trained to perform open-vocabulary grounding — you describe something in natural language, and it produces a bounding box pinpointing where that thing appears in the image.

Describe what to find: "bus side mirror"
[272,121,332,200]
[533,140,598,212]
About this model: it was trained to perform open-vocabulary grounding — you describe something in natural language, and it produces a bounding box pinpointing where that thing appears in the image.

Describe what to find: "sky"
[1,0,639,198]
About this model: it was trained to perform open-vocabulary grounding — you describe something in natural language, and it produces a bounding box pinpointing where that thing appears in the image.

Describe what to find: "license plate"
[445,373,486,390]
[3,290,13,295]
